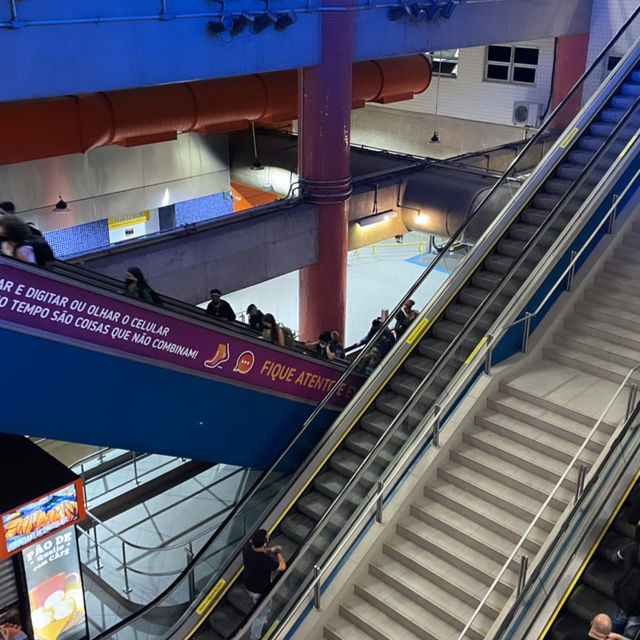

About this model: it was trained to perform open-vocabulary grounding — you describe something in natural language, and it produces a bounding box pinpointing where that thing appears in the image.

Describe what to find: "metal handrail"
[490,145,640,351]
[89,10,640,637]
[455,363,640,640]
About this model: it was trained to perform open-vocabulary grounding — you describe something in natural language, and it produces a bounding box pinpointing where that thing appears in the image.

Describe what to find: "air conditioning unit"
[513,101,542,127]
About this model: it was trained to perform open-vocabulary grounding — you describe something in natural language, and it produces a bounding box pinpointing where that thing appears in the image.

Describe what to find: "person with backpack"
[348,317,396,357]
[0,214,54,266]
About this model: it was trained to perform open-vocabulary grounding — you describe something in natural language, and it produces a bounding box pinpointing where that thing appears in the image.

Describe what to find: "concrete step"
[554,328,640,370]
[475,410,599,468]
[567,314,640,353]
[595,271,640,296]
[449,444,572,509]
[395,517,515,593]
[424,480,547,550]
[584,286,640,314]
[462,426,578,489]
[542,343,635,386]
[324,616,377,640]
[436,462,559,531]
[603,258,640,283]
[573,299,640,334]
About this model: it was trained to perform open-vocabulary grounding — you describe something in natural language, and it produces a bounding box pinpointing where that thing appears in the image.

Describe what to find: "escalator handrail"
[90,13,640,638]
[294,0,640,435]
[230,93,640,640]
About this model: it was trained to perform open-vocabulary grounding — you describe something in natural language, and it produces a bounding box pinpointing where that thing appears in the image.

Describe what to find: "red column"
[549,33,590,130]
[297,1,354,341]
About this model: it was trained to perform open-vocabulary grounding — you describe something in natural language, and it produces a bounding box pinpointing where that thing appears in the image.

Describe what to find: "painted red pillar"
[297,1,354,342]
[549,33,590,129]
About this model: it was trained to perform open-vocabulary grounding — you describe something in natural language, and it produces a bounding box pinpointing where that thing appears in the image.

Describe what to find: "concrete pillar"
[297,1,354,341]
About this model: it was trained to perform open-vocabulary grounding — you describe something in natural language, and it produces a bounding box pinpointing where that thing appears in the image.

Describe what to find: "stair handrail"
[88,10,640,637]
[455,362,640,640]
[489,156,640,351]
[228,71,640,640]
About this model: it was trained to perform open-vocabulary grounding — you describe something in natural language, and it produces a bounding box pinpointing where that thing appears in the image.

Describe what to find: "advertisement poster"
[0,263,361,407]
[22,528,87,640]
[2,483,82,557]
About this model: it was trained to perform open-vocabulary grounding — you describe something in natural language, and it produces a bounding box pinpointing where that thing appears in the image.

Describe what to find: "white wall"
[586,0,638,66]
[384,37,556,128]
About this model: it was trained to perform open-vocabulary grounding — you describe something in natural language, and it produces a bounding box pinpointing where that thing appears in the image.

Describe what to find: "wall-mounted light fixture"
[251,11,276,33]
[387,0,451,22]
[357,209,398,228]
[275,11,296,30]
[415,212,428,224]
[207,16,234,41]
[440,0,456,18]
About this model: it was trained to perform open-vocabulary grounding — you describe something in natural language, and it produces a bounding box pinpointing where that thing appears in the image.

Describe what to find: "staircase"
[318,216,640,640]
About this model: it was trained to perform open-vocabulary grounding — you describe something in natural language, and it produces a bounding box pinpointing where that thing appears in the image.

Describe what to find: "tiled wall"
[175,192,234,225]
[586,0,638,66]
[385,38,556,127]
[45,191,234,258]
[44,219,110,259]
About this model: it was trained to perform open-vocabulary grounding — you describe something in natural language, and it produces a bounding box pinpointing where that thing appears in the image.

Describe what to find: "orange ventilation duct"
[0,54,430,166]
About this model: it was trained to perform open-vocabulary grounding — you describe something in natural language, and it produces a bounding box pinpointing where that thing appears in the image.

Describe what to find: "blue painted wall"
[175,192,234,225]
[0,0,590,102]
[0,328,335,470]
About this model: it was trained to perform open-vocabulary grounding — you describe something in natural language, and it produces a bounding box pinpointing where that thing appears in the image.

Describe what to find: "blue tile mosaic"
[44,219,110,259]
[175,192,234,226]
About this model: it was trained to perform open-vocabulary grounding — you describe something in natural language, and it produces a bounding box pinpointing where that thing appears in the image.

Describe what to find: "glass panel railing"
[89,6,640,639]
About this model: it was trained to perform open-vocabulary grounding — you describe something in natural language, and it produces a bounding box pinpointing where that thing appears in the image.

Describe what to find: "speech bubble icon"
[233,350,255,374]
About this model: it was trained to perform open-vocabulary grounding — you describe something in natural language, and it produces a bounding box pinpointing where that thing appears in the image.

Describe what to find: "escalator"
[199,29,640,640]
[85,11,640,640]
[544,479,638,640]
[0,258,361,467]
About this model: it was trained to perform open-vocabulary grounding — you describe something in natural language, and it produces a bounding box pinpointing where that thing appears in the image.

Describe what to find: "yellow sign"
[559,127,579,149]
[464,336,487,364]
[196,579,226,615]
[406,317,428,345]
[107,210,150,231]
[620,132,639,158]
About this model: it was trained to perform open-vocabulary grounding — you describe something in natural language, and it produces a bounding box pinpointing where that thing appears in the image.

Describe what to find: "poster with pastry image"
[22,528,87,640]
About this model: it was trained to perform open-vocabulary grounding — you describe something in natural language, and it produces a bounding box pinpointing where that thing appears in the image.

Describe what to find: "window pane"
[487,45,512,63]
[514,47,539,65]
[607,55,622,71]
[513,66,536,83]
[487,64,509,80]
[434,60,457,76]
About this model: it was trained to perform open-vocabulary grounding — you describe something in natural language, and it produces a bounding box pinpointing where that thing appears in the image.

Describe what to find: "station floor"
[213,231,465,345]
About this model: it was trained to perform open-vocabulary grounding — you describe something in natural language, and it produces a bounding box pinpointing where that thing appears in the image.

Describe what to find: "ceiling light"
[415,213,428,224]
[387,6,406,20]
[251,12,276,34]
[52,197,70,213]
[275,11,296,30]
[408,3,426,20]
[440,0,456,18]
[425,1,439,19]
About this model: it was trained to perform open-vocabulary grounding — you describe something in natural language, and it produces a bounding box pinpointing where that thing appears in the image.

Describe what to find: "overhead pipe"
[0,54,430,167]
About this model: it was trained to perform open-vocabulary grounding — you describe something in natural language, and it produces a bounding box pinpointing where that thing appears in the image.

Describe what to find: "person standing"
[243,529,286,640]
[393,299,417,338]
[206,289,236,321]
[246,304,265,333]
[124,267,162,304]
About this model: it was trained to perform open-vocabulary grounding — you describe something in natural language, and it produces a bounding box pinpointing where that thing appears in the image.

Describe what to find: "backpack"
[614,565,640,614]
[279,324,295,348]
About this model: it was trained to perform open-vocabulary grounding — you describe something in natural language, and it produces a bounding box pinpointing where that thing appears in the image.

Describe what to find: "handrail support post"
[574,464,587,504]
[626,383,638,421]
[122,542,132,594]
[522,314,532,353]
[376,481,385,524]
[566,251,577,292]
[609,194,619,233]
[93,525,103,571]
[432,405,441,448]
[517,555,529,597]
[186,543,195,600]
[313,565,321,609]
[484,334,493,375]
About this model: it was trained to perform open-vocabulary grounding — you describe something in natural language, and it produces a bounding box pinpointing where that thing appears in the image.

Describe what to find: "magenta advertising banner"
[0,263,360,407]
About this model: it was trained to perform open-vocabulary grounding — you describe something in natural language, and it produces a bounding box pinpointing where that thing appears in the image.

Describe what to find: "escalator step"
[496,237,527,258]
[280,510,317,543]
[577,135,607,152]
[621,81,640,96]
[567,148,595,165]
[209,602,242,637]
[614,506,638,538]
[471,270,503,290]
[566,583,617,620]
[555,163,605,184]
[226,584,255,615]
[611,94,637,110]
[417,337,450,360]
[598,529,631,561]
[345,429,380,457]
[373,392,427,425]
[330,449,368,478]
[600,107,627,123]
[590,121,617,137]
[582,557,624,598]
[432,319,465,342]
[550,613,590,640]
[544,178,574,195]
[508,222,540,242]
[457,285,493,308]
[483,254,515,275]
[314,470,369,502]
[297,492,356,529]
[403,355,436,378]
[445,302,478,325]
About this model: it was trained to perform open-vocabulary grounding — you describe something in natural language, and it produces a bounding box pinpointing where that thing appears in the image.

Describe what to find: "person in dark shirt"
[393,299,417,338]
[205,289,236,321]
[330,331,346,360]
[243,529,286,640]
[247,304,264,333]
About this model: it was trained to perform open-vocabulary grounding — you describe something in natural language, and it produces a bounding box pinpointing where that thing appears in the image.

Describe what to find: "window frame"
[429,49,459,79]
[484,45,539,86]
